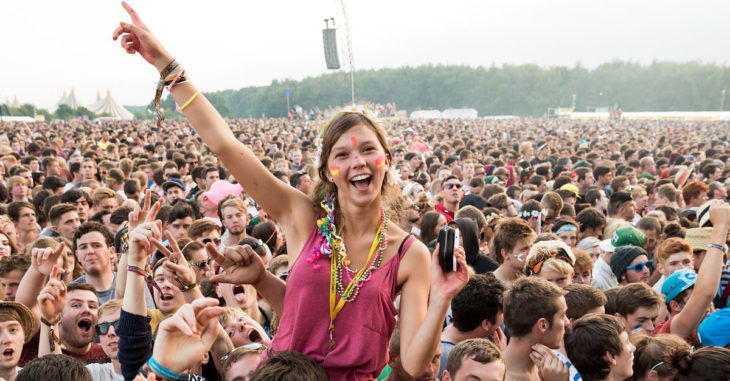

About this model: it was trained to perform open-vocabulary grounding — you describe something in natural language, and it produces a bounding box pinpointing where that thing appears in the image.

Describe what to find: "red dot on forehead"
[351,136,357,146]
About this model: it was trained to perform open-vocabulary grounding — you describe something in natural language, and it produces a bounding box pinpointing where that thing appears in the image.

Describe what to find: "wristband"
[708,243,727,254]
[178,280,198,292]
[148,356,183,380]
[41,316,63,352]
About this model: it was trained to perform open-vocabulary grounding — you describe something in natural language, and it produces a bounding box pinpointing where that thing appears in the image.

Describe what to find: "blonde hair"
[526,239,575,276]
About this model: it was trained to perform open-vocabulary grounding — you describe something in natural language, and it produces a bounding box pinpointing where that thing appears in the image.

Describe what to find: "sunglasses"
[626,260,654,272]
[189,258,212,270]
[443,183,463,190]
[95,319,120,336]
[202,238,221,246]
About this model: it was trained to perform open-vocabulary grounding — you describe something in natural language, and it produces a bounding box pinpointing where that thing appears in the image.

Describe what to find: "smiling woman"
[113,2,468,378]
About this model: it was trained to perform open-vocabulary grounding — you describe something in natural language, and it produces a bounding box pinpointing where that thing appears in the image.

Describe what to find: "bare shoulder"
[391,225,430,287]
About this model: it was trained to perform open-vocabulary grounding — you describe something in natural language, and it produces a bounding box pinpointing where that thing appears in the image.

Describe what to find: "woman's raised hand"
[112,1,174,72]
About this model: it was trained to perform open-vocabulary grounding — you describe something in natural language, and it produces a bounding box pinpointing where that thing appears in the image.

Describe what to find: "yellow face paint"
[330,166,340,176]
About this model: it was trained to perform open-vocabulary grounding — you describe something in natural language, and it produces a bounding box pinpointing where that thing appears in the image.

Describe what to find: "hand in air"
[37,265,67,322]
[152,298,225,374]
[31,242,66,277]
[151,230,197,289]
[208,244,267,286]
[112,1,174,71]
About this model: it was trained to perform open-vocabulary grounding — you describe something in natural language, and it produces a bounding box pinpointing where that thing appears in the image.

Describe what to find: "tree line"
[5,61,730,120]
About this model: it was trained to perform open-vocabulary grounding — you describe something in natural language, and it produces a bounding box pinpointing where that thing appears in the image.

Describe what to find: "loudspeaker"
[322,28,341,70]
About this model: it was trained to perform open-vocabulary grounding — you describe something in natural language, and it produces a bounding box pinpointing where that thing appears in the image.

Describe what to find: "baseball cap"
[661,269,697,303]
[559,183,580,199]
[162,178,186,193]
[599,225,647,253]
[204,180,243,206]
[698,308,730,347]
[0,301,37,343]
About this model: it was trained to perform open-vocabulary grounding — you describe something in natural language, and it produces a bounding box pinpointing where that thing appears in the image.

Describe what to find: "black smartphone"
[437,225,459,272]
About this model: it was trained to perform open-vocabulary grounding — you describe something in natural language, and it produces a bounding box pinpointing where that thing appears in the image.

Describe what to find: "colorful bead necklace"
[308,193,389,349]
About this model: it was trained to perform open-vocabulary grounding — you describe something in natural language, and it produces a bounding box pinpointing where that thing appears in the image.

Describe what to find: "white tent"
[57,89,80,110]
[89,90,133,120]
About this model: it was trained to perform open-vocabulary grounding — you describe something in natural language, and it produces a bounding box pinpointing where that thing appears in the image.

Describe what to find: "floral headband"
[525,248,574,276]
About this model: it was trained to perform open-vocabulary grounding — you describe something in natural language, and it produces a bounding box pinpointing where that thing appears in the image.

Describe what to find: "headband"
[555,224,578,234]
[518,210,542,219]
[525,248,574,276]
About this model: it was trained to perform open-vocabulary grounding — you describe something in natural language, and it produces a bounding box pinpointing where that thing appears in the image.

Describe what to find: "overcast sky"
[2,0,729,110]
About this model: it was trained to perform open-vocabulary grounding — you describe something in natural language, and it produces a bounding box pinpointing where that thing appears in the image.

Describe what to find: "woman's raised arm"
[112,2,315,231]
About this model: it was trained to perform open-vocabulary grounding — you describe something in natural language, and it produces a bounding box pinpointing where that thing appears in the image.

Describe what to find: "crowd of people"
[0,3,728,381]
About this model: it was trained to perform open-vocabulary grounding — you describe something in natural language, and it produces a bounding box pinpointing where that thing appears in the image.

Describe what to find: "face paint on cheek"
[330,166,340,176]
[375,155,385,168]
[351,136,357,146]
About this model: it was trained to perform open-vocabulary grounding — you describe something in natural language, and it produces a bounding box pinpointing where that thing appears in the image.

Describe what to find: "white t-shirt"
[86,362,124,381]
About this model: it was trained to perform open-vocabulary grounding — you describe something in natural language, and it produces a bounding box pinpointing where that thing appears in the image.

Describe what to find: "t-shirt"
[74,273,118,305]
[439,340,456,380]
[20,329,109,367]
[86,362,124,381]
[653,315,695,345]
[436,203,455,222]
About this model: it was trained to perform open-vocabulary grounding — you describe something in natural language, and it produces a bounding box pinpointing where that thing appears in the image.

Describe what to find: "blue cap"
[661,270,697,303]
[162,178,186,192]
[698,308,730,347]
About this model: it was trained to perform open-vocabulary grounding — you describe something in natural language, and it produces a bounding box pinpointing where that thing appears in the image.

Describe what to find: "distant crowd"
[0,113,727,381]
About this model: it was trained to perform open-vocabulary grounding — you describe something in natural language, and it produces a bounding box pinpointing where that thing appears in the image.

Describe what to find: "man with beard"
[503,277,570,381]
[219,198,249,250]
[0,301,36,381]
[73,222,117,305]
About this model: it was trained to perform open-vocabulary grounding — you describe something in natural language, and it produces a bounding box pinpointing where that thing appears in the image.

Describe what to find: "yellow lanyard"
[328,225,382,348]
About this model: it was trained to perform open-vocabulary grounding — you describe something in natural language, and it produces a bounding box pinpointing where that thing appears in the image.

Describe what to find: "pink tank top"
[271,225,414,380]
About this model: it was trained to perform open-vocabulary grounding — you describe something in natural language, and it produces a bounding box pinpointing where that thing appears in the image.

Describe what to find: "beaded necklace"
[308,193,389,349]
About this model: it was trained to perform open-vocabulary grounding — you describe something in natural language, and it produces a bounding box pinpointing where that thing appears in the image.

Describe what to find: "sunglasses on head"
[95,319,120,336]
[626,260,654,272]
[189,258,212,269]
[443,183,462,190]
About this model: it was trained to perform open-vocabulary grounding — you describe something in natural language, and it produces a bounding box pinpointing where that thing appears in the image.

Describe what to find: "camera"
[437,225,459,272]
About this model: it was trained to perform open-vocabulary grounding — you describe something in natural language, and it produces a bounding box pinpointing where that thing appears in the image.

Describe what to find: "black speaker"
[322,28,341,70]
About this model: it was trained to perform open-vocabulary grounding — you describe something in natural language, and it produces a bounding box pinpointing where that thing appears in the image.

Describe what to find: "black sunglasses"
[95,319,120,336]
[444,183,463,190]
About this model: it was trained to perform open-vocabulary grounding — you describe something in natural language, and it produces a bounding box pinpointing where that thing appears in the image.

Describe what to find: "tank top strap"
[397,234,416,259]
